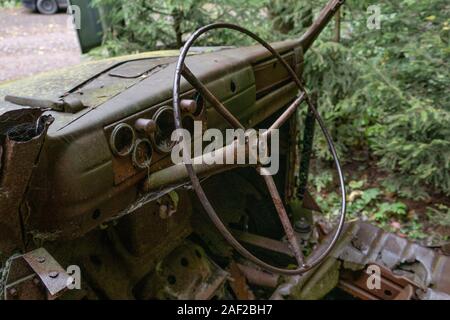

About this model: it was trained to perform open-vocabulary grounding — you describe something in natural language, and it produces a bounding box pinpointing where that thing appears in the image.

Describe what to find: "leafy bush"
[0,0,20,8]
[303,0,450,197]
[427,204,450,227]
[92,0,271,56]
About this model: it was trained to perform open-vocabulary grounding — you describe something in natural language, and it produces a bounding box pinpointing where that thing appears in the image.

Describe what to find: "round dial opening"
[152,106,176,153]
[110,123,135,157]
[132,138,153,169]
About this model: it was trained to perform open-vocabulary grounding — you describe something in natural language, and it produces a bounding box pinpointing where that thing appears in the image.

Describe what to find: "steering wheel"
[172,23,346,275]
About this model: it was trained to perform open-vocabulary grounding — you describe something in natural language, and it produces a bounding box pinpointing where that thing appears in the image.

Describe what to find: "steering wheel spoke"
[258,168,305,266]
[267,92,306,133]
[181,65,245,130]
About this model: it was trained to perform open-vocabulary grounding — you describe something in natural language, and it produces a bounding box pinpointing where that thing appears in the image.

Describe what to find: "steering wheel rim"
[173,23,346,275]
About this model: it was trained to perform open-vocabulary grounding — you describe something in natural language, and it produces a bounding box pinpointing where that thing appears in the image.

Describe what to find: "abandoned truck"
[0,0,449,300]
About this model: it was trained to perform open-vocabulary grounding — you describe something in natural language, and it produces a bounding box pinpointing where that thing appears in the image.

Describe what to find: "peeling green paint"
[288,258,341,300]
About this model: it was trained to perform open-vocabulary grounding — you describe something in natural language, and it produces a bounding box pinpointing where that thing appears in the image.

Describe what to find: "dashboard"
[24,40,303,239]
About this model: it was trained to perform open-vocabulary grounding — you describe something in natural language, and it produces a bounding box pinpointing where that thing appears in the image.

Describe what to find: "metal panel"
[69,0,105,53]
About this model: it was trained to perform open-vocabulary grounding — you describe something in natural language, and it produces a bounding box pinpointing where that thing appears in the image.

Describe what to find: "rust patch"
[0,108,53,257]
[228,262,255,300]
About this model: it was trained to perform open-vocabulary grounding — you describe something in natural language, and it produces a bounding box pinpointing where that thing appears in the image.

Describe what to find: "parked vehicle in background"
[22,0,68,14]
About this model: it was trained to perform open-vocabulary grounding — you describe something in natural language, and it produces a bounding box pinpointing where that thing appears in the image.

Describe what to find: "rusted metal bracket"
[237,263,280,289]
[339,263,421,300]
[0,109,54,256]
[2,248,70,300]
[137,241,228,300]
[228,262,255,300]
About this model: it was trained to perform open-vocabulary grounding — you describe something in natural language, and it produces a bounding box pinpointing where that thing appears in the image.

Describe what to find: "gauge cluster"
[105,92,205,185]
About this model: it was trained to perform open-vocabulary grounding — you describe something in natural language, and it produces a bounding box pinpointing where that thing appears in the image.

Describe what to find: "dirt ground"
[0,7,81,83]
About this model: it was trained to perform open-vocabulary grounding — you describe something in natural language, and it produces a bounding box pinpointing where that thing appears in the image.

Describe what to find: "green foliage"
[373,202,407,222]
[427,204,450,227]
[302,0,450,197]
[92,0,272,56]
[312,174,430,240]
[0,0,20,8]
[91,0,332,55]
[401,220,428,240]
[313,170,334,192]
